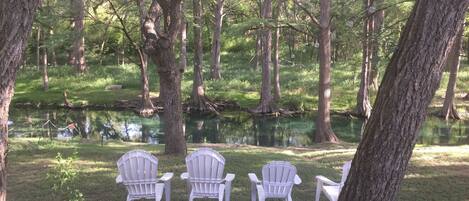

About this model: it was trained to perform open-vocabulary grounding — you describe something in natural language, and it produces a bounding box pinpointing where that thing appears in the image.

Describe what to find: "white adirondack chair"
[116,150,173,201]
[180,148,235,201]
[315,161,352,201]
[248,161,302,201]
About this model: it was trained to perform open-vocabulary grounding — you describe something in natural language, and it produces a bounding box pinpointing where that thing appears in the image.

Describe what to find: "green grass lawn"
[14,53,469,112]
[8,138,469,201]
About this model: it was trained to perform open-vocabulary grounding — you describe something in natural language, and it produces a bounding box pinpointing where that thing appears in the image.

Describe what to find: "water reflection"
[7,108,469,147]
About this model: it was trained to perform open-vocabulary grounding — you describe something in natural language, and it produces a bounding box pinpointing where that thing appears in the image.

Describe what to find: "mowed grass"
[8,138,469,201]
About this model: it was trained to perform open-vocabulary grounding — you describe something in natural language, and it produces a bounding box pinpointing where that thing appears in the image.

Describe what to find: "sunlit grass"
[13,54,469,112]
[8,138,469,201]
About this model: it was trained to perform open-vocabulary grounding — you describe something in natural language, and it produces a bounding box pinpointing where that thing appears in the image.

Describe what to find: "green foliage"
[47,151,84,201]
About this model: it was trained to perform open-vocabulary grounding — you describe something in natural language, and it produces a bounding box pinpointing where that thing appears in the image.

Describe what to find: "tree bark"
[72,0,87,73]
[355,0,373,119]
[338,1,468,201]
[369,0,384,90]
[144,0,187,155]
[50,30,57,67]
[0,1,40,200]
[136,0,156,116]
[315,0,338,143]
[189,0,217,113]
[36,26,41,71]
[272,0,282,102]
[210,0,224,80]
[439,21,464,120]
[250,0,278,114]
[252,32,262,70]
[42,33,49,91]
[179,2,187,70]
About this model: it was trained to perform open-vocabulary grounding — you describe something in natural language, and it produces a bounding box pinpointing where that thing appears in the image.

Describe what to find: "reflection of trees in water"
[8,108,469,146]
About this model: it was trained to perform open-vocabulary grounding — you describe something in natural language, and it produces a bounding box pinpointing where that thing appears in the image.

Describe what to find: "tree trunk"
[144,0,187,155]
[272,0,282,102]
[369,0,384,90]
[250,0,277,114]
[179,2,187,71]
[210,0,224,80]
[190,0,217,113]
[42,35,49,91]
[439,21,464,120]
[137,0,155,116]
[0,1,40,200]
[72,0,87,73]
[355,0,373,118]
[252,32,261,70]
[315,0,338,143]
[36,26,41,71]
[338,1,468,200]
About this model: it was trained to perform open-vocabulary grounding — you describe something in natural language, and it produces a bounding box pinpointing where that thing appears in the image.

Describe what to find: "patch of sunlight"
[297,149,356,158]
[405,173,432,179]
[80,167,114,173]
[413,146,469,155]
[19,158,55,166]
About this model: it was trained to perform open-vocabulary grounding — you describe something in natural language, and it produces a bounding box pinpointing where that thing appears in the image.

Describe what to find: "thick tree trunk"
[0,1,40,200]
[272,0,282,102]
[190,0,217,113]
[369,0,384,90]
[338,1,468,201]
[250,0,277,114]
[137,0,155,116]
[315,0,338,143]
[144,0,187,155]
[72,0,87,73]
[210,0,224,80]
[439,22,464,120]
[355,0,373,118]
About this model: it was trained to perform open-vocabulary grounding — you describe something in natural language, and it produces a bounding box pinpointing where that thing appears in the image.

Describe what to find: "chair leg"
[126,195,132,201]
[286,194,292,201]
[251,183,257,201]
[315,184,322,201]
[164,182,171,201]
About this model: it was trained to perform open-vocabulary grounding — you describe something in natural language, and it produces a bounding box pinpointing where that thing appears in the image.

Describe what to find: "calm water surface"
[8,108,469,147]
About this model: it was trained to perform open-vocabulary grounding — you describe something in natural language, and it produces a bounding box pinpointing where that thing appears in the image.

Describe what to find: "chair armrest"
[224,173,235,183]
[294,174,302,185]
[116,174,122,184]
[180,172,189,180]
[159,172,174,182]
[248,173,261,184]
[316,175,339,186]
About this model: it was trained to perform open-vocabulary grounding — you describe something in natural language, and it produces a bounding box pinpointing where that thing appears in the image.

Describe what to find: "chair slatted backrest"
[339,161,352,189]
[117,150,159,196]
[261,161,297,197]
[186,148,225,195]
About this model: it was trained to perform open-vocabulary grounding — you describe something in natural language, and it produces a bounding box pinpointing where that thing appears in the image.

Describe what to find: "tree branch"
[293,0,320,27]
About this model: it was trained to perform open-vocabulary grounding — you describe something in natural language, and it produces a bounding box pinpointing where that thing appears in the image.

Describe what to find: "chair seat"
[322,185,340,201]
[128,183,164,201]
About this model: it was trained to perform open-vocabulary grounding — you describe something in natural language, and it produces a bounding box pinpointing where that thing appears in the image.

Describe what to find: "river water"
[7,108,469,147]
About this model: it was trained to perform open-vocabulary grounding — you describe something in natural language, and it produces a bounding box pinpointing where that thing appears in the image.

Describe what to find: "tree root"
[188,95,219,115]
[437,105,461,120]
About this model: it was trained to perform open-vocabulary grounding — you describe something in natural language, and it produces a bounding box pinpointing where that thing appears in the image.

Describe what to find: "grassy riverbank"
[13,54,469,113]
[8,138,469,201]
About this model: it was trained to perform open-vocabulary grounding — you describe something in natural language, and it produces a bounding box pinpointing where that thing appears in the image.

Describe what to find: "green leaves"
[47,151,84,201]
